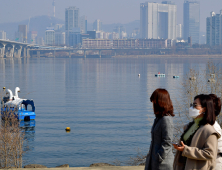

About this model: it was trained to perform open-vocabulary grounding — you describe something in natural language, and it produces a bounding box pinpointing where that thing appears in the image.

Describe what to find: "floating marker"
[65,127,71,132]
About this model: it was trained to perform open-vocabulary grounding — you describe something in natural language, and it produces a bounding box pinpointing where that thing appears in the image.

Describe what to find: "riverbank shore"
[112,54,222,58]
[9,166,144,170]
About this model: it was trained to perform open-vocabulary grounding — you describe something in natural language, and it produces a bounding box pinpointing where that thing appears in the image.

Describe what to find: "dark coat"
[145,116,174,170]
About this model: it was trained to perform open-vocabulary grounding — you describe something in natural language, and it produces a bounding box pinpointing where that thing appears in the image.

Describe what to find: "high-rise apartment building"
[0,31,6,40]
[176,24,183,39]
[206,10,222,46]
[93,19,102,31]
[183,1,200,44]
[80,16,87,34]
[18,25,28,43]
[140,1,177,39]
[65,6,79,46]
[55,32,65,46]
[45,27,55,45]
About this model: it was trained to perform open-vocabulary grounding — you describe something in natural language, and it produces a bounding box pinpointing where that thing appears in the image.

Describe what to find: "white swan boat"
[1,87,36,121]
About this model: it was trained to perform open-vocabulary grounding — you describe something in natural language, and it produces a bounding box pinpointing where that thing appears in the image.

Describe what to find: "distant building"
[18,25,27,43]
[113,26,126,35]
[113,39,137,48]
[69,28,81,47]
[54,24,64,31]
[28,31,38,44]
[15,32,23,42]
[93,19,102,31]
[131,28,140,38]
[113,39,170,48]
[188,36,192,47]
[96,31,103,39]
[65,6,79,46]
[36,37,44,45]
[80,15,87,34]
[120,31,127,39]
[137,39,168,48]
[83,31,96,39]
[110,32,119,40]
[45,27,55,45]
[140,1,177,39]
[0,31,6,40]
[206,10,222,46]
[183,1,200,44]
[176,24,183,39]
[82,39,111,48]
[55,32,65,46]
[103,32,110,39]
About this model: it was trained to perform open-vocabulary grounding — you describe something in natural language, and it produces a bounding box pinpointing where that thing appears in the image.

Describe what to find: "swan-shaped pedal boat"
[1,87,36,121]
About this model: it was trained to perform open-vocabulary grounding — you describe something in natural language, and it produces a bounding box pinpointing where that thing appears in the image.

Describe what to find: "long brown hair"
[150,88,174,117]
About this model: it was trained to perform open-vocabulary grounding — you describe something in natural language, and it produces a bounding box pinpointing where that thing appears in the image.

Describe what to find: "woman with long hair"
[145,88,174,170]
[209,94,222,170]
[173,94,221,170]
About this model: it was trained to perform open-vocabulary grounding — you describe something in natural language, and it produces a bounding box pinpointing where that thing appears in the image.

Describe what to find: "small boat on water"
[155,72,165,77]
[1,87,36,121]
[173,75,179,78]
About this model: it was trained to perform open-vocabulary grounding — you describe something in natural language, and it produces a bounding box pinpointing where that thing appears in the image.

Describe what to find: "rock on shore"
[24,164,47,168]
[89,163,115,167]
[56,164,69,168]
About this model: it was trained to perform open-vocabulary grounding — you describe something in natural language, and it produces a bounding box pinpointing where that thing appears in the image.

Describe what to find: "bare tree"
[0,93,26,168]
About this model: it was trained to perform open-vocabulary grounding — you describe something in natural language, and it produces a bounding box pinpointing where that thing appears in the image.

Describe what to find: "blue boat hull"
[1,108,36,121]
[19,111,36,120]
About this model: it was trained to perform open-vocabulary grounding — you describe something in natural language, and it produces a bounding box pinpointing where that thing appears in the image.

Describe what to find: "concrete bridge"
[0,39,34,58]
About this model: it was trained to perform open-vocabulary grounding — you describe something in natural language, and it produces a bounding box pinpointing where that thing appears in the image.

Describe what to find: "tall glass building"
[140,1,177,40]
[206,10,222,46]
[183,1,200,44]
[65,6,79,46]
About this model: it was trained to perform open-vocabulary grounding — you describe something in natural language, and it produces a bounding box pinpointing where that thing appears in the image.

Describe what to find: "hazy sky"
[0,0,221,32]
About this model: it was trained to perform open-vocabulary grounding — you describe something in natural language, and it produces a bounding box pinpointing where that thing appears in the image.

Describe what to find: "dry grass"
[0,92,26,168]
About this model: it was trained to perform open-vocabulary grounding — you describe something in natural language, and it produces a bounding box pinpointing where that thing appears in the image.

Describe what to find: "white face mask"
[189,107,201,119]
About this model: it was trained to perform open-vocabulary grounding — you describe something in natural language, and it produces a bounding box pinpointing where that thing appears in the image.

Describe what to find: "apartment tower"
[65,6,79,46]
[206,10,222,46]
[183,1,200,44]
[140,1,177,40]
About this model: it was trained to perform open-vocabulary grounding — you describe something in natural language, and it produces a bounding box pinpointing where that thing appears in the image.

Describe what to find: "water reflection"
[20,120,35,155]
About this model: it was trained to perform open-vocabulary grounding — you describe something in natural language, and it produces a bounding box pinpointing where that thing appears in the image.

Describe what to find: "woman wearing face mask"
[145,89,174,170]
[173,94,221,170]
[209,94,222,170]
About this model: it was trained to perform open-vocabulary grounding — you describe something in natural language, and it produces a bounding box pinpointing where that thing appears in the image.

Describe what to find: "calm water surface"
[0,57,219,167]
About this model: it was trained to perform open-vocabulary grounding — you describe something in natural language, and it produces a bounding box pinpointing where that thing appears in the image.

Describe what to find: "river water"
[0,56,220,167]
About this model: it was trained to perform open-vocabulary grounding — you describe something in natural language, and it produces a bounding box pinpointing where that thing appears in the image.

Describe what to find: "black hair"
[209,94,221,117]
[194,94,215,125]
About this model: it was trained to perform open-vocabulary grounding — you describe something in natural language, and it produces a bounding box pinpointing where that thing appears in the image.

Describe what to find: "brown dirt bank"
[9,166,144,170]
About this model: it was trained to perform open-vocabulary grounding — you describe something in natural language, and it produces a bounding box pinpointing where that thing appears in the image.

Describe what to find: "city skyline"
[0,0,221,32]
